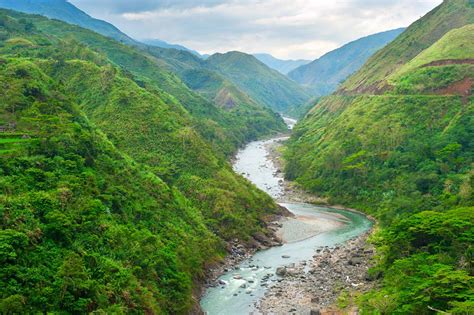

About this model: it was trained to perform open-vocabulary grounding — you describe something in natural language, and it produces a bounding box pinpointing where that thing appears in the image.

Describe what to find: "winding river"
[200,120,372,314]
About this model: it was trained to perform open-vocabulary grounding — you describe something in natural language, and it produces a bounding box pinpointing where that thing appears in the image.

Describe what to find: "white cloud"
[69,0,442,60]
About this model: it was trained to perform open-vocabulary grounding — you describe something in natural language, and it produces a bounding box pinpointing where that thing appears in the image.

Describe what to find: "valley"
[200,124,373,314]
[0,0,472,314]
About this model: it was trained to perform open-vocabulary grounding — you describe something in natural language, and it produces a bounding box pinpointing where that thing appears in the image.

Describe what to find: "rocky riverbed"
[200,131,375,315]
[256,231,375,314]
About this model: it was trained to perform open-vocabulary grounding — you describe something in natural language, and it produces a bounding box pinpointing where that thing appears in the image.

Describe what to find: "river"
[200,120,372,314]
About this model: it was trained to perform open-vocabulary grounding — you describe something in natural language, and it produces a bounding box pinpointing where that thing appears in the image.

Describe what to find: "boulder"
[276,267,287,276]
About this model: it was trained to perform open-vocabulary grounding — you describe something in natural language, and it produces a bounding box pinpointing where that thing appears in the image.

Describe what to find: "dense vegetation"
[206,51,311,113]
[288,28,404,96]
[285,0,474,313]
[0,11,283,313]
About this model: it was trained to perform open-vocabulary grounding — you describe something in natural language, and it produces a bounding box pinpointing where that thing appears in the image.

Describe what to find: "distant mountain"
[207,51,311,113]
[142,38,202,57]
[0,0,137,45]
[253,53,311,75]
[288,28,405,96]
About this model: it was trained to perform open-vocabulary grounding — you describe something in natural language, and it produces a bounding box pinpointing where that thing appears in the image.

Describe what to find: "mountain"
[207,51,311,113]
[288,28,405,96]
[253,53,311,75]
[0,0,137,45]
[340,0,474,93]
[285,0,473,313]
[0,0,290,129]
[142,38,202,57]
[0,9,286,313]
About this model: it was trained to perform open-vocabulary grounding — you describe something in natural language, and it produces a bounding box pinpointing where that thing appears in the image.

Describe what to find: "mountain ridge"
[288,28,405,96]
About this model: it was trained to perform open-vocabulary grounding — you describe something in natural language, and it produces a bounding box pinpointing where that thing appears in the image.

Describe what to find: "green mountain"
[0,10,284,313]
[253,53,311,75]
[143,38,202,57]
[340,0,474,93]
[207,51,311,113]
[0,0,287,137]
[288,28,405,96]
[285,0,474,313]
[0,0,137,45]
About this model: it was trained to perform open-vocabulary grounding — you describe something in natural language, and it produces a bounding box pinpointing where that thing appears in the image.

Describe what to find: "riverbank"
[257,231,375,314]
[200,131,374,315]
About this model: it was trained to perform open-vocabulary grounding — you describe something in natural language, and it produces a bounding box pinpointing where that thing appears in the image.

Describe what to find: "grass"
[391,24,474,79]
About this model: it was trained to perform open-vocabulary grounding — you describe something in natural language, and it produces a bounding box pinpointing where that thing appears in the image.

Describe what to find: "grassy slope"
[391,24,474,78]
[288,28,404,96]
[144,46,285,134]
[0,11,282,314]
[285,1,474,313]
[340,0,474,93]
[206,51,311,113]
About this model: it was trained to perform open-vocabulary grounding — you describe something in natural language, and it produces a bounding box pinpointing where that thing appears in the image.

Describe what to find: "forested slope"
[0,11,283,314]
[285,0,474,313]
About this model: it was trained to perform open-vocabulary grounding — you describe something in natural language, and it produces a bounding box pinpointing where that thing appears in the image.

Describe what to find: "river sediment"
[200,126,374,315]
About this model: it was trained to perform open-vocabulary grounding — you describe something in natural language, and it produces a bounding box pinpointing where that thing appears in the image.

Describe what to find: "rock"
[233,275,242,280]
[310,309,321,315]
[276,267,287,276]
[348,257,364,265]
[218,279,227,285]
[282,255,291,259]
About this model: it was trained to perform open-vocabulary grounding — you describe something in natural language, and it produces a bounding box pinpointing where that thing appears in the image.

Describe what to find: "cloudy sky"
[69,0,442,60]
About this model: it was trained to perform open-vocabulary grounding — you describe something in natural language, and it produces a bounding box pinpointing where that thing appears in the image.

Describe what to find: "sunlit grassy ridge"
[340,0,474,93]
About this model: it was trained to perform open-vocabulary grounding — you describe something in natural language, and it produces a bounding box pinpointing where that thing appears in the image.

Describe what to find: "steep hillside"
[7,9,286,155]
[340,0,474,93]
[0,0,137,45]
[285,1,474,313]
[0,1,289,137]
[0,11,283,313]
[207,51,311,113]
[143,38,201,57]
[288,28,404,96]
[253,53,310,75]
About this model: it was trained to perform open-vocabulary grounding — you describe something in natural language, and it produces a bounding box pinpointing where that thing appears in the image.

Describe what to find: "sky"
[69,0,442,60]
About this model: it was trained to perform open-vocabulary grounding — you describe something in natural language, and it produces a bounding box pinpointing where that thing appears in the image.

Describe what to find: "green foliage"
[285,2,474,313]
[360,208,473,314]
[341,0,474,92]
[0,11,283,313]
[206,51,311,113]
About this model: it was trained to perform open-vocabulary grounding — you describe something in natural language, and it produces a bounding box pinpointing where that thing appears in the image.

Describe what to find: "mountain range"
[0,0,137,45]
[288,28,405,96]
[253,53,311,75]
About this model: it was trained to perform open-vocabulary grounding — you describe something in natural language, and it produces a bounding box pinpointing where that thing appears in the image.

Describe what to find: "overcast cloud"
[69,0,442,60]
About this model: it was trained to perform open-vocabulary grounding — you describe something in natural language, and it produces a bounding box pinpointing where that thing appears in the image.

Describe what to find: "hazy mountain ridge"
[0,0,137,45]
[253,53,311,75]
[288,28,405,96]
